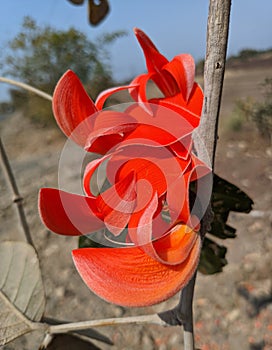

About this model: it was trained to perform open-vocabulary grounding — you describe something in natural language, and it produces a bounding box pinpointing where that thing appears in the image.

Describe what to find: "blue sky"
[1,0,272,100]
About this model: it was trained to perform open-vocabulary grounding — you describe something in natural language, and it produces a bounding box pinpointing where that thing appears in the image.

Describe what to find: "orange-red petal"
[52,70,97,147]
[129,73,154,107]
[116,157,167,197]
[72,233,201,307]
[149,86,203,129]
[163,54,195,101]
[123,103,194,144]
[95,84,137,110]
[85,110,137,153]
[128,191,197,265]
[134,28,168,72]
[96,172,137,236]
[152,224,199,265]
[39,188,104,236]
[83,155,110,196]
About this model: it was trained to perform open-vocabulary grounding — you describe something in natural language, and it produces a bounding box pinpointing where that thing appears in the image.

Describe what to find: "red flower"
[97,28,203,129]
[39,29,211,307]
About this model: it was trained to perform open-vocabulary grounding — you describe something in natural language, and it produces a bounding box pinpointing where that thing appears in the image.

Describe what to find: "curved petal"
[83,154,111,197]
[96,172,137,236]
[134,28,168,72]
[86,134,124,154]
[186,83,204,115]
[39,188,104,236]
[149,93,202,129]
[52,70,97,147]
[128,192,198,265]
[129,73,152,105]
[133,29,183,97]
[163,54,195,101]
[153,224,199,265]
[151,70,180,97]
[189,153,212,182]
[123,103,195,143]
[168,154,212,229]
[85,110,137,153]
[116,157,167,197]
[107,145,186,197]
[169,135,193,159]
[72,235,200,307]
[120,124,180,147]
[95,84,138,110]
[128,192,164,247]
[167,180,190,224]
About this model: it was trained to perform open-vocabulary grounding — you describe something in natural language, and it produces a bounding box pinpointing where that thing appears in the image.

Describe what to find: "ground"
[0,64,271,350]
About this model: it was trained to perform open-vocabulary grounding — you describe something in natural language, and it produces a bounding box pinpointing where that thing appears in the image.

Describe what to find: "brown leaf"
[0,241,46,345]
[88,0,110,25]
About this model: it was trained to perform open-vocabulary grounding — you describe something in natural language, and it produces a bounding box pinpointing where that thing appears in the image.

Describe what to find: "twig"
[196,0,232,167]
[0,77,52,101]
[48,314,167,334]
[159,1,232,349]
[180,273,196,349]
[159,272,197,348]
[0,137,35,248]
[0,77,52,248]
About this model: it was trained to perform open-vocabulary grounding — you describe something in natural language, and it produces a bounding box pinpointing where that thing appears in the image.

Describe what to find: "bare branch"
[0,137,35,248]
[160,1,232,349]
[196,0,232,167]
[48,314,167,334]
[0,77,52,101]
[0,77,53,247]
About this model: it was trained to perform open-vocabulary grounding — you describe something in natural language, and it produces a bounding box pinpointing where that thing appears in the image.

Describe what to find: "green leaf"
[0,241,46,345]
[198,237,228,275]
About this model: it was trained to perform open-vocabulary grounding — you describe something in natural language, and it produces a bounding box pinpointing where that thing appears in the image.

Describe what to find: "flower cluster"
[39,28,211,307]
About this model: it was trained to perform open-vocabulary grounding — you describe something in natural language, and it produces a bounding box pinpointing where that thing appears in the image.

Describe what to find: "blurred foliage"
[196,47,272,76]
[2,16,126,125]
[227,110,245,132]
[234,78,272,142]
[227,47,272,66]
[195,59,205,76]
[231,48,262,61]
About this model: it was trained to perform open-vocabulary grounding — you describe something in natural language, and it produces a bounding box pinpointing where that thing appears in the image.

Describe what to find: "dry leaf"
[0,241,46,345]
